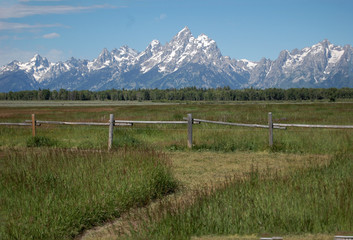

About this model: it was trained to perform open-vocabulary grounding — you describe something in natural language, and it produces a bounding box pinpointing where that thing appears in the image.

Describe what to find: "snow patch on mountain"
[239,59,258,69]
[1,27,352,92]
[17,54,50,82]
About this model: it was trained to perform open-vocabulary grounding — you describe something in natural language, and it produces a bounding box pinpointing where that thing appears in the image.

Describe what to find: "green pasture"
[0,101,352,239]
[0,102,352,154]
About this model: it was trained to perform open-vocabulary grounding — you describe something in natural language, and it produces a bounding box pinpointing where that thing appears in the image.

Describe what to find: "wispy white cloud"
[155,13,167,22]
[0,21,62,30]
[42,32,60,39]
[0,47,66,66]
[0,4,118,19]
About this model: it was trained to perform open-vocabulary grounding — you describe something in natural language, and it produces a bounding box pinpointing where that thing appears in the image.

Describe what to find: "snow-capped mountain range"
[1,26,353,92]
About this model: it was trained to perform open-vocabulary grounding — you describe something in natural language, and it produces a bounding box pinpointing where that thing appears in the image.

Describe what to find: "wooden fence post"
[187,113,193,149]
[268,112,273,147]
[31,114,36,137]
[108,114,114,151]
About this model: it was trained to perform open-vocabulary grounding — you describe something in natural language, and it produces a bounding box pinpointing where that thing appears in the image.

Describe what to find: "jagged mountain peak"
[195,33,216,47]
[30,54,41,61]
[321,39,331,46]
[171,26,193,44]
[134,40,162,66]
[1,27,352,92]
[110,46,138,59]
[30,54,49,68]
[66,57,85,67]
[99,48,111,56]
[138,27,224,74]
[149,39,161,49]
[145,40,162,53]
[177,26,191,36]
[116,45,138,55]
[277,49,291,61]
[308,40,342,55]
[95,48,112,65]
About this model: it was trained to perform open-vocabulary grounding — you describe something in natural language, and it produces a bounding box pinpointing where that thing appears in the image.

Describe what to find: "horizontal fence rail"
[192,118,286,130]
[1,112,352,150]
[114,120,188,124]
[274,123,353,129]
[35,120,109,126]
[0,122,32,126]
[260,237,283,240]
[334,236,353,240]
[25,120,132,126]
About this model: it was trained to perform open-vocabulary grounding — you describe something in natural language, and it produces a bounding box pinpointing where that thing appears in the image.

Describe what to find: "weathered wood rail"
[253,235,353,239]
[0,122,32,126]
[190,118,286,129]
[334,236,353,240]
[260,237,283,240]
[115,120,188,124]
[24,119,131,126]
[1,112,352,150]
[274,123,353,129]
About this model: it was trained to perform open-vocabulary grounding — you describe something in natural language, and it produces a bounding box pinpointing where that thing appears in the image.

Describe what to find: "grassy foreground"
[1,101,352,239]
[80,152,331,240]
[0,148,177,239]
[124,153,353,239]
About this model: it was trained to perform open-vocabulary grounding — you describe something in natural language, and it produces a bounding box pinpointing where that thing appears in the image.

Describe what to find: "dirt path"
[79,151,330,240]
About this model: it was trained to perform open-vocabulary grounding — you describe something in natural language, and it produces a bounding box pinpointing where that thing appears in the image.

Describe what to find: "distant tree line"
[1,87,353,102]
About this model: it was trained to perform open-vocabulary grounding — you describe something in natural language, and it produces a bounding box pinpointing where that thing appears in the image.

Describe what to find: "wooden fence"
[260,237,283,240]
[259,236,353,240]
[334,236,353,240]
[259,236,353,239]
[1,113,352,150]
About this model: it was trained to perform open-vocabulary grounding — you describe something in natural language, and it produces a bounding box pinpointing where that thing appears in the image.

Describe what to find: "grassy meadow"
[0,100,352,239]
[123,153,353,239]
[1,101,352,153]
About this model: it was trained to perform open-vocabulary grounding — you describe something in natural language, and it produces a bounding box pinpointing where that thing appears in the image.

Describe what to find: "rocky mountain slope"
[1,27,352,92]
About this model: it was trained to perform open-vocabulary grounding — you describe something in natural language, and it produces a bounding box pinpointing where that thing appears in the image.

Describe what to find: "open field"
[0,101,352,239]
[1,101,353,153]
[0,100,179,107]
[81,152,331,240]
[123,153,353,240]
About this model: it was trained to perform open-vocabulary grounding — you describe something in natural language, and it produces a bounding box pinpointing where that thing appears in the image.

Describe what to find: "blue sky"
[0,0,353,66]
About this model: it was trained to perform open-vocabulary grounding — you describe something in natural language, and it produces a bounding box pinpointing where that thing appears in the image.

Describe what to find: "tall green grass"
[0,148,177,239]
[1,102,352,154]
[127,153,353,239]
[191,127,353,154]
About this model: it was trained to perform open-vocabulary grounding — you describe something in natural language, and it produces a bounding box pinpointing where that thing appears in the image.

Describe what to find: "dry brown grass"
[170,151,330,189]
